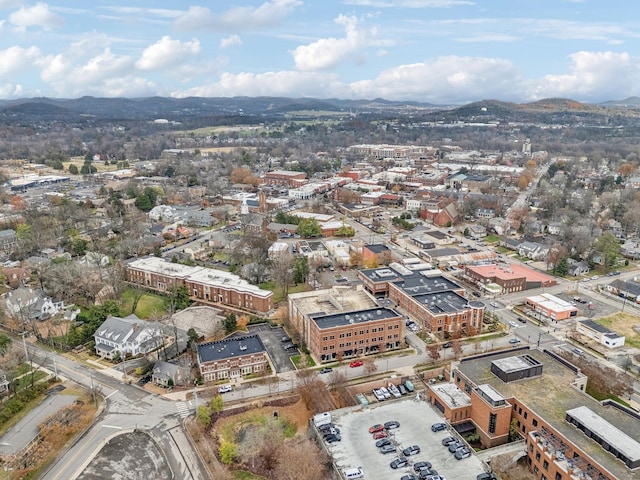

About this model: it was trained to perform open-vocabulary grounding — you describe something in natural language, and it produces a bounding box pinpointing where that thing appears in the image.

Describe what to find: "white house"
[517,241,549,261]
[94,314,164,359]
[4,287,64,320]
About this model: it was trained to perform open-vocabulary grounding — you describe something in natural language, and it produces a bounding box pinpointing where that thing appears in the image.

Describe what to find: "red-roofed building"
[464,263,556,294]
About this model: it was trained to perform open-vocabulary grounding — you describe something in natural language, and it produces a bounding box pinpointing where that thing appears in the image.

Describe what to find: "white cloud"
[172,70,344,98]
[174,0,302,32]
[0,45,41,76]
[347,56,522,103]
[220,35,243,48]
[292,15,370,71]
[528,51,638,101]
[136,36,201,71]
[9,3,63,32]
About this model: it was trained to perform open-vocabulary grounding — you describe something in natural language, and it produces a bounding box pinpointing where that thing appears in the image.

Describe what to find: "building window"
[555,474,562,480]
[535,452,540,461]
[513,403,518,411]
[532,419,538,427]
[322,336,328,341]
[543,460,549,470]
[339,343,344,348]
[339,333,345,338]
[518,407,522,415]
[524,412,528,419]
[534,466,539,474]
[488,413,497,434]
[346,332,352,337]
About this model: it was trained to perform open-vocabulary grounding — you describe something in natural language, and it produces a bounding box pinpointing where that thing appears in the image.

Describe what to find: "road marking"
[101,425,123,430]
[176,401,193,419]
[105,390,118,399]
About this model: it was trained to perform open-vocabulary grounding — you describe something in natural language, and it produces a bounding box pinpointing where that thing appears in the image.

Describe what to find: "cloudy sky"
[0,0,637,103]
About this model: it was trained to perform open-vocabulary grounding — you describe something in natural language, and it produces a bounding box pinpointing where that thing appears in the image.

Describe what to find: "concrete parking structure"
[327,398,485,480]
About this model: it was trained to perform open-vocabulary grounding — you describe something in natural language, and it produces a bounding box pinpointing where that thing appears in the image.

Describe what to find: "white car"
[509,321,518,328]
[490,302,499,308]
[218,385,233,394]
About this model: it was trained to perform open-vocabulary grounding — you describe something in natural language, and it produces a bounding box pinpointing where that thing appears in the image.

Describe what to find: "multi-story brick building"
[358,264,482,336]
[429,348,639,480]
[308,307,404,363]
[125,257,273,315]
[362,244,391,267]
[263,170,307,187]
[197,335,269,382]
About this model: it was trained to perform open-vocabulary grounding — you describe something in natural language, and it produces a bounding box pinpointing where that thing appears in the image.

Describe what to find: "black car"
[375,438,391,448]
[442,342,452,348]
[476,474,498,480]
[324,433,341,443]
[517,317,526,323]
[448,441,464,453]
[431,422,447,432]
[413,461,432,473]
[401,475,418,480]
[402,445,420,456]
[384,420,400,430]
[390,458,409,469]
[441,436,456,446]
[419,470,440,480]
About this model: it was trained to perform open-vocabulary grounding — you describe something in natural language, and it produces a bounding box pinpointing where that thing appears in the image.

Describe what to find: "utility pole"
[20,332,29,364]
[90,373,96,405]
[194,381,199,415]
[51,354,58,380]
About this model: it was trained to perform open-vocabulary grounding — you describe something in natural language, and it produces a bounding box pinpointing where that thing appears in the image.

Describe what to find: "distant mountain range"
[0,95,637,125]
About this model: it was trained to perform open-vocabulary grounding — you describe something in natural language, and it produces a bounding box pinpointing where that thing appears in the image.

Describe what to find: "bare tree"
[426,343,441,363]
[274,438,329,480]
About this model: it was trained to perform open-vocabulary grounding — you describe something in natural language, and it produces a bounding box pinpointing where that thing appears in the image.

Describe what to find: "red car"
[350,360,363,368]
[368,424,385,433]
[373,431,389,439]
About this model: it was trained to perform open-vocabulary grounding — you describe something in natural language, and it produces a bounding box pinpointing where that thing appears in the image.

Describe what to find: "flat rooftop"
[430,382,472,409]
[310,307,400,329]
[197,334,266,363]
[411,291,470,313]
[527,293,578,313]
[456,348,640,480]
[466,263,556,284]
[396,272,463,293]
[288,286,378,316]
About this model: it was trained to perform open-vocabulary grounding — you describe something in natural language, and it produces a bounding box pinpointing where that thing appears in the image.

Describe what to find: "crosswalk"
[176,401,193,419]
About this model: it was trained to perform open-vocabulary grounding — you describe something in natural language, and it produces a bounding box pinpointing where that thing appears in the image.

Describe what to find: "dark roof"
[394,273,463,294]
[578,319,612,334]
[424,230,448,240]
[311,307,400,329]
[197,334,266,363]
[410,291,471,313]
[365,244,390,254]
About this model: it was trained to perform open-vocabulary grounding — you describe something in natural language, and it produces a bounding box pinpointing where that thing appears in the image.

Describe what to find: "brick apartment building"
[308,307,404,362]
[197,335,269,382]
[263,170,307,187]
[357,265,482,336]
[428,348,639,480]
[125,257,273,315]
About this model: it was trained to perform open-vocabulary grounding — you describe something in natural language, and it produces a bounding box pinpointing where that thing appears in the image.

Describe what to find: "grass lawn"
[259,282,311,304]
[485,235,500,243]
[15,370,48,390]
[233,471,267,480]
[120,288,167,319]
[596,312,640,349]
[291,354,316,368]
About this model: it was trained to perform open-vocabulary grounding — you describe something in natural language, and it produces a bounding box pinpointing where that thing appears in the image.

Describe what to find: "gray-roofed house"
[567,259,590,277]
[4,287,64,321]
[94,314,164,360]
[151,361,190,387]
[517,241,549,260]
[197,334,269,382]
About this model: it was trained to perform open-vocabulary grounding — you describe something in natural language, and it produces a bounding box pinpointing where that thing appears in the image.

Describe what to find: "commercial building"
[197,334,269,382]
[464,263,557,294]
[576,319,625,349]
[362,244,391,267]
[94,314,164,359]
[309,307,404,362]
[125,257,273,315]
[525,293,579,321]
[263,170,307,187]
[429,348,640,480]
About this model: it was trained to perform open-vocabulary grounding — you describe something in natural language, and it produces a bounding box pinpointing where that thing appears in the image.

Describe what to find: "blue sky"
[0,0,637,103]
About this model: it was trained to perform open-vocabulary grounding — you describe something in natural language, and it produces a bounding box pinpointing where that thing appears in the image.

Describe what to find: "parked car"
[401,475,418,480]
[402,445,421,456]
[388,383,402,398]
[324,433,341,443]
[372,389,386,401]
[379,387,391,399]
[218,385,232,394]
[369,424,385,433]
[375,438,391,448]
[509,338,521,344]
[379,444,397,454]
[476,473,498,480]
[373,431,388,439]
[442,342,452,348]
[390,458,409,469]
[384,420,400,430]
[441,436,456,446]
[319,423,339,434]
[508,321,518,328]
[350,360,363,368]
[413,461,432,473]
[455,447,472,459]
[431,422,447,432]
[448,441,464,453]
[319,367,333,374]
[517,316,526,323]
[398,384,407,395]
[281,336,290,342]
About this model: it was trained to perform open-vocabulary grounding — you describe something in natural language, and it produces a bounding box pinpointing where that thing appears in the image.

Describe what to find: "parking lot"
[230,324,296,373]
[328,398,486,480]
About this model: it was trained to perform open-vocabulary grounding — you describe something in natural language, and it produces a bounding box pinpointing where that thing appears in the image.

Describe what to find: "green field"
[120,288,167,319]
